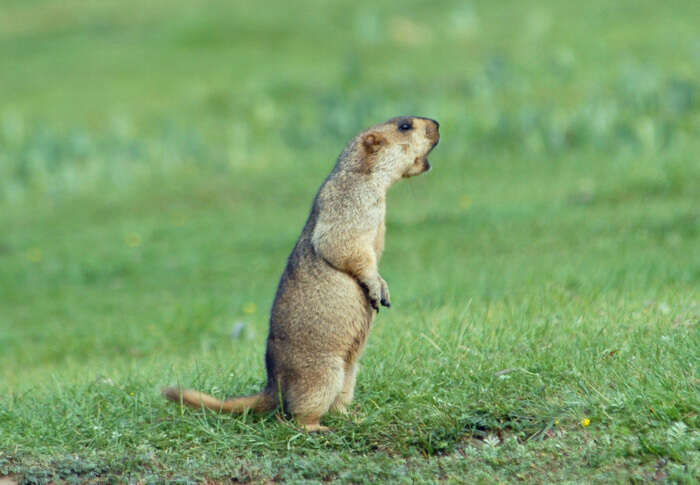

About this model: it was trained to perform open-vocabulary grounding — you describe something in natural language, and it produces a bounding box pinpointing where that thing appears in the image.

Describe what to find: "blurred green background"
[0,0,698,482]
[2,0,699,205]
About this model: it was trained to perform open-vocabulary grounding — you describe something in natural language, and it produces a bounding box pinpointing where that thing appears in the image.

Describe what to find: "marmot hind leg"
[285,356,345,432]
[330,362,358,415]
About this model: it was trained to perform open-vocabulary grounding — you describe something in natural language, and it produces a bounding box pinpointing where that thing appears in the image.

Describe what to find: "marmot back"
[164,116,440,432]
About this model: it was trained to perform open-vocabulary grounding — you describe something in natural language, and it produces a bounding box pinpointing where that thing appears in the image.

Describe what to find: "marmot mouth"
[417,155,432,173]
[423,138,438,169]
[425,139,438,157]
[423,140,438,165]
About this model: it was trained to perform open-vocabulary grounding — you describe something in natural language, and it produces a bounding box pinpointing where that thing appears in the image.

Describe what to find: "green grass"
[1,0,699,483]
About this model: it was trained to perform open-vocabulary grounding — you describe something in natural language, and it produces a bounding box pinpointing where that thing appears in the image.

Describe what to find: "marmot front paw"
[360,278,382,311]
[379,276,391,308]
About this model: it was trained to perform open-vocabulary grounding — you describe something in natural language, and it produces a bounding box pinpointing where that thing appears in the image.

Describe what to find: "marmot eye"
[398,122,413,131]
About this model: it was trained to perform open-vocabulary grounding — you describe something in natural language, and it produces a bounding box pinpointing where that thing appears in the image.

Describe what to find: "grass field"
[1,0,699,482]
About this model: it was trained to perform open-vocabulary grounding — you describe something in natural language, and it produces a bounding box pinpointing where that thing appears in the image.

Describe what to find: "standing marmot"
[164,116,440,431]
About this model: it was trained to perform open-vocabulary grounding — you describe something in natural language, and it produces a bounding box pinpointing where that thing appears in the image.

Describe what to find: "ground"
[0,0,698,483]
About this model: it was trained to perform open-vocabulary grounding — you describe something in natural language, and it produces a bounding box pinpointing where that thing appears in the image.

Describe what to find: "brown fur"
[163,116,440,431]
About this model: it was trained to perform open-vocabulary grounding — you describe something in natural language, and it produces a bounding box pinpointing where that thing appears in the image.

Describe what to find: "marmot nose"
[424,118,440,144]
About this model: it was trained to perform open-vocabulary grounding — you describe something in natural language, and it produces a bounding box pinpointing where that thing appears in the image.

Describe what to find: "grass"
[1,0,699,482]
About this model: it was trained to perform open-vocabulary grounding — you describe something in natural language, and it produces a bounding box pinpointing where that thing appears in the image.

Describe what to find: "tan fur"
[163,116,440,431]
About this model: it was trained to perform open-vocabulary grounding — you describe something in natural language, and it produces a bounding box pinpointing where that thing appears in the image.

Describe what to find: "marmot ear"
[362,132,386,154]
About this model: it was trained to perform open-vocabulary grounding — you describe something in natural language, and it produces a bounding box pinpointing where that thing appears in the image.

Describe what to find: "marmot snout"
[164,116,440,432]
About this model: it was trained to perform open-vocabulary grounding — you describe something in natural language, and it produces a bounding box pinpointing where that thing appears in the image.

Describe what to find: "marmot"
[164,116,440,431]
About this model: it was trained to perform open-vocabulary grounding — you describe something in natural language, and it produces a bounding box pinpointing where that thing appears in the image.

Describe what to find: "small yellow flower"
[243,302,257,314]
[581,417,591,427]
[125,233,142,247]
[554,419,560,426]
[130,392,135,396]
[26,247,42,263]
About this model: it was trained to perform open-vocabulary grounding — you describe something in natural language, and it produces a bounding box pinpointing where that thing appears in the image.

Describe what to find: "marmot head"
[343,116,440,181]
